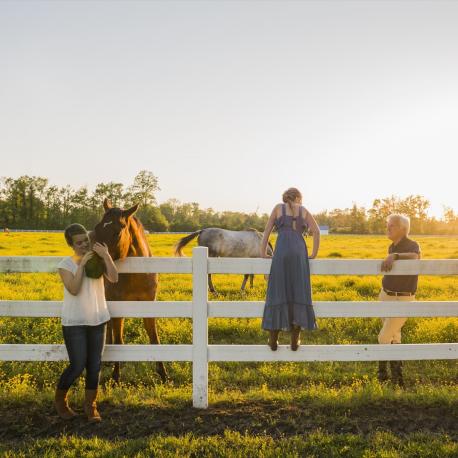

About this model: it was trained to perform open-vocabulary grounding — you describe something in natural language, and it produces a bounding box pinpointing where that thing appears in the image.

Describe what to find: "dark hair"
[64,223,88,246]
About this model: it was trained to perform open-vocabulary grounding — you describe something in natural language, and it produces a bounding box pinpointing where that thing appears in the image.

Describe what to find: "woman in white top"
[55,223,118,422]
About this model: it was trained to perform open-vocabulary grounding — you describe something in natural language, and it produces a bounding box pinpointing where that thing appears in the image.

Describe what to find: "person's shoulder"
[272,203,283,215]
[406,238,421,251]
[57,256,75,271]
[300,205,310,217]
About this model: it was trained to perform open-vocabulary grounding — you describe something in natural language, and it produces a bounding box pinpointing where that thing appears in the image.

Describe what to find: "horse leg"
[208,274,217,294]
[111,317,125,384]
[143,318,168,382]
[250,274,254,288]
[105,319,114,344]
[241,274,249,291]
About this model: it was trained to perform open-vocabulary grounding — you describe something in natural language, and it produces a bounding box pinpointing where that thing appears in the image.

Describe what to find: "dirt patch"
[1,398,457,443]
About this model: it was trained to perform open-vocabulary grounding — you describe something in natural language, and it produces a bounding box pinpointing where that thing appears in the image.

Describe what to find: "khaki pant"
[378,290,414,344]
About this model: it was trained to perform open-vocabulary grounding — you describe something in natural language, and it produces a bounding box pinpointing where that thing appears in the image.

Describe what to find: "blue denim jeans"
[57,322,107,390]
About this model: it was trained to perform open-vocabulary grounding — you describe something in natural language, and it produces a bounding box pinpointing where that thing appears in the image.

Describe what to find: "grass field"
[0,233,457,457]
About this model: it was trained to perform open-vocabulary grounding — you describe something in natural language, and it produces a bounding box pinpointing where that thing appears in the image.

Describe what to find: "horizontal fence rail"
[1,300,458,318]
[0,301,193,318]
[207,344,458,362]
[0,248,457,408]
[0,256,193,274]
[1,256,458,275]
[0,344,193,361]
[1,344,456,362]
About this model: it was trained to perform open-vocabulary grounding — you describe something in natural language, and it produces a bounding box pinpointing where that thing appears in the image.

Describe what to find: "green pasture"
[0,232,457,457]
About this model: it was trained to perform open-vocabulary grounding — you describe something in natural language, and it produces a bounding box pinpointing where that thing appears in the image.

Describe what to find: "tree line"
[0,172,457,234]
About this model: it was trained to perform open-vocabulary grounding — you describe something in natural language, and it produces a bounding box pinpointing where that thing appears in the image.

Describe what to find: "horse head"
[94,198,140,261]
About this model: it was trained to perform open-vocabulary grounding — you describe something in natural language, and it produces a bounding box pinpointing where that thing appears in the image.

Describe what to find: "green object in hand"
[84,253,106,279]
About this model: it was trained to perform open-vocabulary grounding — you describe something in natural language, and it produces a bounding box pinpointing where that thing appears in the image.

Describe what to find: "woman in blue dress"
[260,188,320,351]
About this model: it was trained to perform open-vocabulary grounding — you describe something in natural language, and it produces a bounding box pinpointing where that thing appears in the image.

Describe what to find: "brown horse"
[93,198,167,383]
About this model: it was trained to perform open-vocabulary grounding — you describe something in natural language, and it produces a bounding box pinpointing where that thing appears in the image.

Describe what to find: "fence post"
[192,247,208,408]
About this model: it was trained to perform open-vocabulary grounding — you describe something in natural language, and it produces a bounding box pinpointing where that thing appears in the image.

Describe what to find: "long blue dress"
[262,204,317,331]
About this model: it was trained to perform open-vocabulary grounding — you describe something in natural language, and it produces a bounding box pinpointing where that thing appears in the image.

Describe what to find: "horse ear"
[122,203,139,219]
[103,198,112,211]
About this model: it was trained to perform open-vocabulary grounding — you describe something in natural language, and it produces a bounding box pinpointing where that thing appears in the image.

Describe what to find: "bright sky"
[1,1,457,217]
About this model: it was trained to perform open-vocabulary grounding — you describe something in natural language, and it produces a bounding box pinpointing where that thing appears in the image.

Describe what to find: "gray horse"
[174,228,273,293]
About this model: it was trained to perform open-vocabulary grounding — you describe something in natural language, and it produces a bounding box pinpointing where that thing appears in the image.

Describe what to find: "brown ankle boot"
[54,388,77,420]
[83,389,102,422]
[268,330,280,351]
[291,326,301,351]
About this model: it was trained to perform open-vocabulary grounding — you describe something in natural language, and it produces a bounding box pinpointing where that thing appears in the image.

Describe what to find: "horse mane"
[114,215,151,259]
[127,216,151,257]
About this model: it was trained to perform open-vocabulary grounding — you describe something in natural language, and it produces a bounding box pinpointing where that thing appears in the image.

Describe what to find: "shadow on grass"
[1,395,457,443]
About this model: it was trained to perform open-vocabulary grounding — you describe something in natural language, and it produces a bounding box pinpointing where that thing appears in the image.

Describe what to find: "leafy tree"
[0,174,456,234]
[92,182,125,208]
[125,170,159,207]
[144,206,169,231]
[159,199,180,223]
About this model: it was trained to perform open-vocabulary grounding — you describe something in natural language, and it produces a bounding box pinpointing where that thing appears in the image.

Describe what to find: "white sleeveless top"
[58,257,111,326]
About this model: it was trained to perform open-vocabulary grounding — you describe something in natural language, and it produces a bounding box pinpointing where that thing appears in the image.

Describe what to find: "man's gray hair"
[387,214,410,234]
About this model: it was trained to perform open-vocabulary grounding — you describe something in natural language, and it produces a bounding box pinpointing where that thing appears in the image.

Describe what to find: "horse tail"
[174,230,203,256]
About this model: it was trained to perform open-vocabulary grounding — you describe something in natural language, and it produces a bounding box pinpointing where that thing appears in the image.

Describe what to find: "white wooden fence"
[0,247,457,408]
